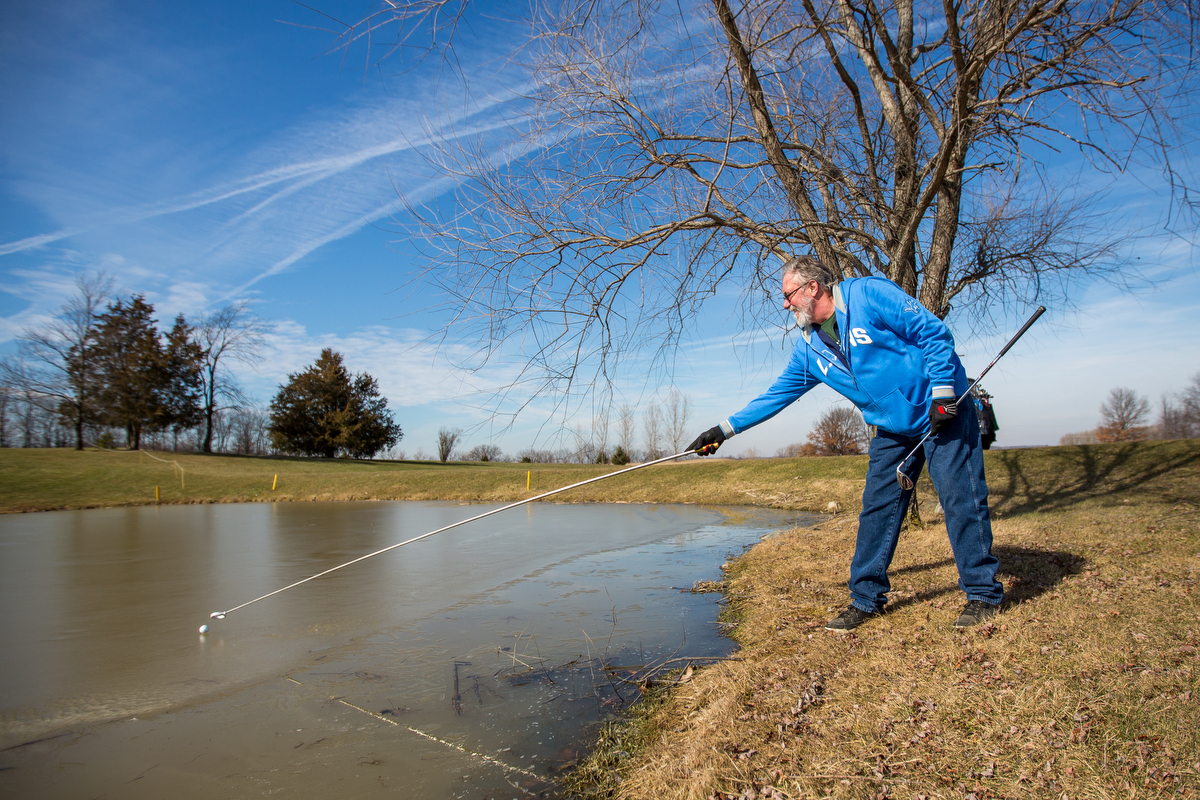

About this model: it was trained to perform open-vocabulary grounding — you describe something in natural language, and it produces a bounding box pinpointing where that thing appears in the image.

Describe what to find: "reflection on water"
[0,501,811,798]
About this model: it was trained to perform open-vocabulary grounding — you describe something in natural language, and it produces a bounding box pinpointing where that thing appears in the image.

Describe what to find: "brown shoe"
[825,605,879,631]
[954,600,999,628]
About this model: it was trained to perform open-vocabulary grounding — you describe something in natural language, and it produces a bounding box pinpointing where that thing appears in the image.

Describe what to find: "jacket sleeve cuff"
[931,385,955,399]
[720,420,736,437]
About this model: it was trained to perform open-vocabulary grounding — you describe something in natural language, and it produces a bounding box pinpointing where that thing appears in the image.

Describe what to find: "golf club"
[896,305,1046,490]
[204,447,709,629]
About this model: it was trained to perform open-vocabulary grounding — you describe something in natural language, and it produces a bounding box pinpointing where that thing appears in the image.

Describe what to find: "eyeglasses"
[783,280,813,306]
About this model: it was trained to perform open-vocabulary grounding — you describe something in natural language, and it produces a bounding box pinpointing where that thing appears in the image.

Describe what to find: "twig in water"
[452,660,471,715]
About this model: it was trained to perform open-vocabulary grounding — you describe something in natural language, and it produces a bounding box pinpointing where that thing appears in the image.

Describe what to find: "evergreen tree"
[157,314,205,443]
[268,349,402,458]
[93,296,164,450]
[91,297,203,450]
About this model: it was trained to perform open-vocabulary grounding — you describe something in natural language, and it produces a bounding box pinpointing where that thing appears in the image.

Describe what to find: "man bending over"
[687,256,1003,630]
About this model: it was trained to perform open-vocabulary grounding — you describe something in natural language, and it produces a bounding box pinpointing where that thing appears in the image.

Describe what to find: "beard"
[792,294,817,328]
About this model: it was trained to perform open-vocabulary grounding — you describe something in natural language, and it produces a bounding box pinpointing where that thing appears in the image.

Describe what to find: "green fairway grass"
[1,440,1198,519]
[0,446,875,514]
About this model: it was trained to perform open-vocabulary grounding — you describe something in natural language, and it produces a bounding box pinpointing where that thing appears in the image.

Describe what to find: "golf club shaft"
[897,305,1046,475]
[969,305,1046,389]
[209,449,702,621]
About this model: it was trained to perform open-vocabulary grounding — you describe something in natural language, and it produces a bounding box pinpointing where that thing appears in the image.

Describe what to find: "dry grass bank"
[568,440,1200,799]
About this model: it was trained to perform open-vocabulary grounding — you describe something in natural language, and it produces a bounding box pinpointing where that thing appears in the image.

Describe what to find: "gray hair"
[781,255,837,291]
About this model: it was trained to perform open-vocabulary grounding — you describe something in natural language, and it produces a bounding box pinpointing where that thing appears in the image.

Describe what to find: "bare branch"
[340,0,1196,412]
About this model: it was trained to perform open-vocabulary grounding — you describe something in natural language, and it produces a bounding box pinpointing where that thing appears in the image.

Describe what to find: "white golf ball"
[199,624,209,634]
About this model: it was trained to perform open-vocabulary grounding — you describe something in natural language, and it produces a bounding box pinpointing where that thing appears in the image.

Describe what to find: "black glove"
[686,425,726,455]
[929,397,957,435]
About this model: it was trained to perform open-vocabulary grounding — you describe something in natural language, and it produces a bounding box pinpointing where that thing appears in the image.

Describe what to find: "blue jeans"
[849,401,1003,612]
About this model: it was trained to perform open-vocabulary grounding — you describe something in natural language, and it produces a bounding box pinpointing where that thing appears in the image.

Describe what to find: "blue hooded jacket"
[721,277,969,439]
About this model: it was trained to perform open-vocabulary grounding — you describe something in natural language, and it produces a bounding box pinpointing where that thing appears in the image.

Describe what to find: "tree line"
[0,275,402,459]
[5,273,722,463]
[1,274,268,452]
[1060,377,1200,445]
[424,389,694,465]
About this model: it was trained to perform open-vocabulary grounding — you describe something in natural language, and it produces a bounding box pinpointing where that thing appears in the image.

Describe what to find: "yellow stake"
[272,474,278,491]
[526,471,530,491]
[155,485,160,501]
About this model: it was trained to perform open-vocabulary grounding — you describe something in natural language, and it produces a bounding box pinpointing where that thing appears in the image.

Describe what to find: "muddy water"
[0,501,810,798]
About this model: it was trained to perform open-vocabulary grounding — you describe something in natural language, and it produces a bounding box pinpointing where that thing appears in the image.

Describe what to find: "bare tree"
[437,427,462,462]
[1059,430,1100,446]
[516,446,572,463]
[229,408,271,455]
[617,403,638,460]
[7,385,65,448]
[642,403,664,460]
[2,273,111,449]
[0,376,10,448]
[194,302,270,453]
[464,443,506,461]
[569,423,597,463]
[808,406,870,455]
[1181,374,1200,436]
[211,408,234,453]
[1096,387,1151,442]
[327,0,1195,407]
[1156,372,1200,440]
[592,407,611,462]
[664,387,692,453]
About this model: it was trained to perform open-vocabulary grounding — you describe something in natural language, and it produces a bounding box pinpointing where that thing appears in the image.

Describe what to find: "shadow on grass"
[994,544,1087,605]
[883,545,1086,613]
[987,441,1200,516]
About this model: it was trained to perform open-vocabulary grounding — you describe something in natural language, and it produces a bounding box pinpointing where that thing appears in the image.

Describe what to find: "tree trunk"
[202,404,214,453]
[907,484,923,528]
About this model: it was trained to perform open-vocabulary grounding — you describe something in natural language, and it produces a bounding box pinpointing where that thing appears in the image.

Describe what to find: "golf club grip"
[994,306,1046,361]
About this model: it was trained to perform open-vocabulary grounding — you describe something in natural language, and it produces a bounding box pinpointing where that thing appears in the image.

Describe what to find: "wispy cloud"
[0,2,540,335]
[0,101,522,260]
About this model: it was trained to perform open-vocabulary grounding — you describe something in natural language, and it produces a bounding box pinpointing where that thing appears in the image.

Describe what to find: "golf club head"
[896,468,916,491]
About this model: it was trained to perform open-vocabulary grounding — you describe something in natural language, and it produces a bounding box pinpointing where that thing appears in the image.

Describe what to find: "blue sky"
[2,0,1197,458]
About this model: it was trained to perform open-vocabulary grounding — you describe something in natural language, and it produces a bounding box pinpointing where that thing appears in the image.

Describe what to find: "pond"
[0,500,813,798]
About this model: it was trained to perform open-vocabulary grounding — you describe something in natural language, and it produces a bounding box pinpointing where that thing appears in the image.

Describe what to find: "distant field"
[1,441,1198,520]
[0,446,877,514]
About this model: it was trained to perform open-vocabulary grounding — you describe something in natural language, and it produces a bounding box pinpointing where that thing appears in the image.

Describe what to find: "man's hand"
[929,397,957,435]
[686,426,726,455]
